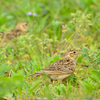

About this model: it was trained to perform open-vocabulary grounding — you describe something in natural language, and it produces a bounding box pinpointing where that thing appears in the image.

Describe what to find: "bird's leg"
[58,80,62,85]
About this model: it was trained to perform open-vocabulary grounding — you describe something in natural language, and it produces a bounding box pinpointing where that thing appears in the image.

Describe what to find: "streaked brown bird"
[29,50,81,84]
[0,21,29,40]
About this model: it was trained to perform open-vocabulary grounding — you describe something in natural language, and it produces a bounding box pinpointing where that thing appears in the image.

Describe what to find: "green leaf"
[30,80,42,92]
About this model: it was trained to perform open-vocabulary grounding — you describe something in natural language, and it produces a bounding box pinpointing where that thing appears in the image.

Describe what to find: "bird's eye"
[73,51,76,53]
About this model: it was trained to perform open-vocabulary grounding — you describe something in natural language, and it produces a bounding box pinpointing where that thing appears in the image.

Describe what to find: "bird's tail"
[29,70,43,77]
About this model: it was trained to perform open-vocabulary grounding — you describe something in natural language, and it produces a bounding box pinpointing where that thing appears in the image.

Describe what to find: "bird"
[0,21,29,41]
[29,50,81,84]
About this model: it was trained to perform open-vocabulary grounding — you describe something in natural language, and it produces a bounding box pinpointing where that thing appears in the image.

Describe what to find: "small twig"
[57,32,65,55]
[77,63,89,67]
[81,64,89,67]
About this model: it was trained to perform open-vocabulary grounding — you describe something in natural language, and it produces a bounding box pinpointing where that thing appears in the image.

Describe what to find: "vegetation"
[0,0,100,99]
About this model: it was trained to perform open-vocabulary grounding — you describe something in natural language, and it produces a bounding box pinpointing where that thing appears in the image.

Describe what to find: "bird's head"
[65,50,81,60]
[15,22,29,32]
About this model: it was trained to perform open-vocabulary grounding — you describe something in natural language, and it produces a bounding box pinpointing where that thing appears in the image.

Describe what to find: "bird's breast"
[58,74,72,80]
[49,74,72,81]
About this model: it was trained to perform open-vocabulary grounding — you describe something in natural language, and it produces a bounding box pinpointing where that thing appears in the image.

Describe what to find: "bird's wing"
[12,30,21,37]
[2,30,21,40]
[44,58,75,75]
[6,33,16,40]
[0,31,15,40]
